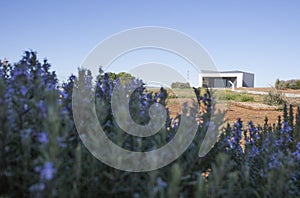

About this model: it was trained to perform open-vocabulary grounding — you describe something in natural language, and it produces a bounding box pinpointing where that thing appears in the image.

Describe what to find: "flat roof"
[201,70,254,75]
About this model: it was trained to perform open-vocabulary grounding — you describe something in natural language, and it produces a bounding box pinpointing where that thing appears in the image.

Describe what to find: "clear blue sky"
[1,0,299,87]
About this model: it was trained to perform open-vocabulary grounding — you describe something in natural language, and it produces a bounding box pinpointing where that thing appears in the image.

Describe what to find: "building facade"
[199,70,254,88]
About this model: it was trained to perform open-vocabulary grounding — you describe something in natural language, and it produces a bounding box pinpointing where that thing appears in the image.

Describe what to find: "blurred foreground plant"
[0,52,300,197]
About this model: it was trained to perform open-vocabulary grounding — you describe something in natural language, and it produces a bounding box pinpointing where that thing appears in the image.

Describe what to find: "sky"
[1,0,300,87]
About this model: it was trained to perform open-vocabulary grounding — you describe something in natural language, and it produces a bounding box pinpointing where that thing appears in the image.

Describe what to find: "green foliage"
[275,78,300,90]
[117,71,134,84]
[100,70,135,85]
[217,90,255,102]
[292,80,300,90]
[171,81,191,89]
[239,94,255,102]
[1,52,300,197]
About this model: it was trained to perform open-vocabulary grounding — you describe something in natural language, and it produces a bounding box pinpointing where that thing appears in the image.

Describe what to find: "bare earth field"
[165,88,300,126]
[167,99,284,126]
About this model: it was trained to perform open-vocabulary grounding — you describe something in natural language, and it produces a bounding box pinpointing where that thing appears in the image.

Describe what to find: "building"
[199,70,254,88]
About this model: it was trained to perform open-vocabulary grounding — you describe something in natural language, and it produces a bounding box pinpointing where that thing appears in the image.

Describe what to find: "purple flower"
[246,121,260,145]
[101,85,107,93]
[20,85,27,96]
[293,142,300,161]
[275,122,293,147]
[57,137,67,148]
[109,83,113,96]
[268,155,280,169]
[229,138,235,149]
[11,68,27,80]
[261,134,271,152]
[234,118,243,129]
[142,100,149,106]
[113,78,120,86]
[20,129,32,139]
[29,183,45,192]
[281,122,293,133]
[5,87,14,99]
[146,93,152,100]
[154,93,160,101]
[37,100,43,108]
[40,162,56,181]
[37,100,46,116]
[59,90,68,99]
[296,142,300,150]
[173,120,179,130]
[23,104,28,111]
[249,145,259,157]
[38,131,49,144]
[140,110,146,116]
[153,177,168,194]
[166,133,175,142]
[61,106,68,116]
[156,177,167,188]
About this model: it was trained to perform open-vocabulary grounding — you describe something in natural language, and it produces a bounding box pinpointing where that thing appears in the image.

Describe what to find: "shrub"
[263,88,286,106]
[275,78,300,90]
[1,52,300,197]
[291,80,300,90]
[171,81,191,89]
[239,94,254,102]
[217,90,255,102]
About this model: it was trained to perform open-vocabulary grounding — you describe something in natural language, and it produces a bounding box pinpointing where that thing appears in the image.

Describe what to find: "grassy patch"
[217,90,255,102]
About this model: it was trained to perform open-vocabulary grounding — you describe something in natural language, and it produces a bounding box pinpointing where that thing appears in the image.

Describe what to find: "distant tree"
[274,78,300,90]
[275,78,280,89]
[107,72,117,81]
[117,72,134,84]
[171,81,191,89]
[97,71,135,85]
[291,80,300,89]
[285,82,290,89]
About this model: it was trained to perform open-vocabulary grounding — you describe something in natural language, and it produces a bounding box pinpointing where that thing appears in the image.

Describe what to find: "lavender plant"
[0,51,300,197]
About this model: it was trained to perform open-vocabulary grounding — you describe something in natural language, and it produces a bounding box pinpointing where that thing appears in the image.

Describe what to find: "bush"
[275,78,300,90]
[239,94,254,102]
[1,52,300,197]
[291,80,300,90]
[263,88,286,106]
[171,81,190,89]
[217,90,255,102]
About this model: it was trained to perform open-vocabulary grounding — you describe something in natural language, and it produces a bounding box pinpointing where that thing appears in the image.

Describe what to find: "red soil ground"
[166,98,298,126]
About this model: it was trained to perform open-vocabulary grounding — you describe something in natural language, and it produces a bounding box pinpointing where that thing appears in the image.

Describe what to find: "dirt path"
[236,87,300,94]
[233,89,300,98]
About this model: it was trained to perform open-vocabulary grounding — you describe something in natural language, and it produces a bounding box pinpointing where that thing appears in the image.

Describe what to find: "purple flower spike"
[293,142,300,161]
[57,137,67,148]
[20,85,27,96]
[156,177,167,188]
[38,131,49,144]
[40,162,56,181]
[29,183,45,192]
